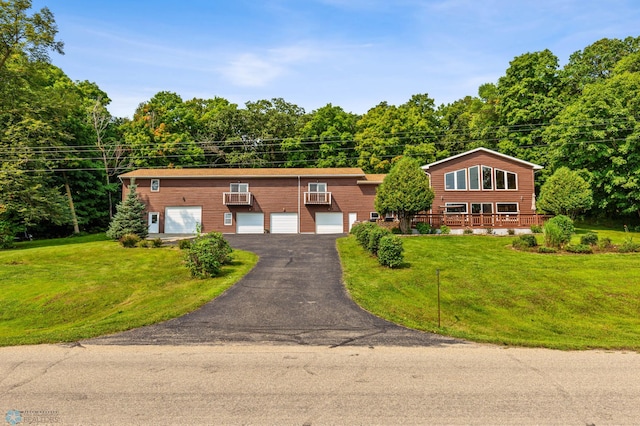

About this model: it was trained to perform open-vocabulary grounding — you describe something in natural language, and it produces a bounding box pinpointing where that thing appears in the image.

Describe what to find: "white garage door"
[316,212,344,234]
[236,213,264,234]
[270,213,298,234]
[165,207,202,234]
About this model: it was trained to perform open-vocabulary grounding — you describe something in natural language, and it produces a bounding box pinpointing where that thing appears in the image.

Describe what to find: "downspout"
[297,175,301,233]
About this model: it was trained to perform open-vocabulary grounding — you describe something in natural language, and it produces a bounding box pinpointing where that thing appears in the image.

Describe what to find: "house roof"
[421,147,544,171]
[357,174,386,184]
[119,167,370,180]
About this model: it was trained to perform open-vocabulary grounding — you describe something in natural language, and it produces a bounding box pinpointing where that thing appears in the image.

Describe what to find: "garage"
[164,207,202,234]
[236,213,264,234]
[270,213,298,234]
[315,212,344,234]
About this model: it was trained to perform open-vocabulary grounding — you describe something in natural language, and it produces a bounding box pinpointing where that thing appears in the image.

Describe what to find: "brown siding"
[122,175,378,234]
[427,151,537,215]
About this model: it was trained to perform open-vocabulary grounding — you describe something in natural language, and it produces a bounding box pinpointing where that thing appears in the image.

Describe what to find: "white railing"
[304,192,332,205]
[223,192,252,206]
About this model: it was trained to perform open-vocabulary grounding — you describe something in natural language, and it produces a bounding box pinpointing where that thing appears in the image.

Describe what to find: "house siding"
[426,151,538,216]
[122,173,378,234]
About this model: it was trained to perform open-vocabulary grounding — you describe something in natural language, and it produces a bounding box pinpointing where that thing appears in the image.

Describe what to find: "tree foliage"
[106,184,148,240]
[375,157,434,233]
[537,167,593,218]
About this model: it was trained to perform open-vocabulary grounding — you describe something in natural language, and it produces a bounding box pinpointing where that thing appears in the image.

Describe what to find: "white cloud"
[219,53,286,87]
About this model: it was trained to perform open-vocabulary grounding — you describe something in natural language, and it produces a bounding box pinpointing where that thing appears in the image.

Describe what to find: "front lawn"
[338,228,640,350]
[0,234,257,346]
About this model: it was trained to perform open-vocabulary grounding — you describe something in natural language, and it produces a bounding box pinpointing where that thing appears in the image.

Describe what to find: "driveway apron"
[88,235,460,347]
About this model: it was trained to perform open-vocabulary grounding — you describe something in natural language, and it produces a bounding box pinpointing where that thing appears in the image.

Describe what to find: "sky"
[30,0,640,118]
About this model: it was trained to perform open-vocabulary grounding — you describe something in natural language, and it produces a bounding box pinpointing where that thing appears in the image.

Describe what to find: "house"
[420,148,548,230]
[118,168,384,234]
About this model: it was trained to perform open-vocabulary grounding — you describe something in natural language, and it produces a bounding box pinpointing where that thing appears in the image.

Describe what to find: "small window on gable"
[495,169,517,190]
[309,182,327,192]
[230,183,249,193]
[444,169,466,190]
[150,179,160,192]
[224,212,233,226]
[482,166,492,190]
[469,166,480,190]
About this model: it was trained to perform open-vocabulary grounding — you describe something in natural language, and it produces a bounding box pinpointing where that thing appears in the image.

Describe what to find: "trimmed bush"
[566,244,593,254]
[538,246,557,254]
[580,232,599,246]
[184,232,233,278]
[178,239,192,250]
[378,235,404,268]
[514,234,538,249]
[598,237,613,250]
[152,238,163,248]
[415,222,431,235]
[352,221,378,248]
[138,239,151,248]
[530,224,543,234]
[367,226,392,255]
[507,228,516,236]
[119,233,140,248]
[439,225,450,234]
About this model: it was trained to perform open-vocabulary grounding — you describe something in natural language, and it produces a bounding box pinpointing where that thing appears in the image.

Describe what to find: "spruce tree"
[106,184,148,240]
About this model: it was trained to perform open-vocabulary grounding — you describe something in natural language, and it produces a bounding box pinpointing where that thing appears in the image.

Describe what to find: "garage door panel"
[316,212,344,234]
[237,213,264,234]
[165,207,202,234]
[271,213,298,234]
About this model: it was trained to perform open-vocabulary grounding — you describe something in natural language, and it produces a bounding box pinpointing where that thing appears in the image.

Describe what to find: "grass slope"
[0,235,257,346]
[338,229,640,350]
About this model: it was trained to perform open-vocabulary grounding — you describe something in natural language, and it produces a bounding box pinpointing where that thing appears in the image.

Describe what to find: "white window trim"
[468,165,481,191]
[230,183,249,193]
[494,169,518,191]
[444,202,468,214]
[150,179,160,192]
[471,202,493,214]
[496,202,519,213]
[224,212,233,226]
[444,168,467,191]
[481,165,493,190]
[308,182,327,192]
[370,212,380,221]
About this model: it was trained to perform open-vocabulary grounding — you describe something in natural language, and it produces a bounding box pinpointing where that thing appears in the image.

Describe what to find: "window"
[230,183,249,193]
[482,166,492,190]
[471,203,493,214]
[370,212,379,221]
[309,182,327,192]
[496,203,518,213]
[444,169,467,190]
[150,179,160,192]
[224,212,233,226]
[495,169,517,190]
[468,166,480,190]
[445,203,467,214]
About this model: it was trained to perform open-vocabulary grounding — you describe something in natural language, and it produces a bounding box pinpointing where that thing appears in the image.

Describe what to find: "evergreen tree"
[106,184,148,240]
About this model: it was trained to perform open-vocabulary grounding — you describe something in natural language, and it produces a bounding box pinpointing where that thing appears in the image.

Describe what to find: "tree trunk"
[63,172,80,234]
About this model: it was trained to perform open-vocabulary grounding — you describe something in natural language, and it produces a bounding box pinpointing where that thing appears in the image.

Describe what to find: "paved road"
[89,234,458,347]
[1,344,639,425]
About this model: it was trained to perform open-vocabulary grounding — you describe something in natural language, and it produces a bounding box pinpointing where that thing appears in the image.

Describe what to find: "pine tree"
[106,184,148,240]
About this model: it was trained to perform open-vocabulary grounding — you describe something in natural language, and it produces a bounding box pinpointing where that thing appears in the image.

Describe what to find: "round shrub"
[538,246,557,254]
[119,233,140,248]
[415,222,431,235]
[544,215,574,248]
[513,234,538,249]
[378,235,404,268]
[352,221,378,248]
[566,244,593,254]
[367,226,392,255]
[580,232,598,246]
[184,232,233,278]
[178,239,192,250]
[439,225,451,234]
[530,224,543,234]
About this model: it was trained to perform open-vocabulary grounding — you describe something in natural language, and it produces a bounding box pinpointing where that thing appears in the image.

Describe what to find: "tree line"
[1,0,640,241]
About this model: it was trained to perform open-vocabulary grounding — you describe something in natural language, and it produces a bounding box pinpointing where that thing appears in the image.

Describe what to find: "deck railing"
[223,192,252,206]
[304,192,332,205]
[413,213,552,228]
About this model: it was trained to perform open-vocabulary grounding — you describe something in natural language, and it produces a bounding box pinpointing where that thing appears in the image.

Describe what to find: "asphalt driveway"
[88,235,461,347]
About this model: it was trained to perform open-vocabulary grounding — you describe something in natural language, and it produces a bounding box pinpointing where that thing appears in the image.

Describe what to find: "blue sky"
[31,0,640,118]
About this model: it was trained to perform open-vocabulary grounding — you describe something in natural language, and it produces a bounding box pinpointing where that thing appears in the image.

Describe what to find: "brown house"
[118,168,384,234]
[420,148,547,230]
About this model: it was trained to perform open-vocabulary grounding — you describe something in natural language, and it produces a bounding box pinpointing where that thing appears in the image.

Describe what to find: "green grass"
[338,227,640,350]
[0,234,257,346]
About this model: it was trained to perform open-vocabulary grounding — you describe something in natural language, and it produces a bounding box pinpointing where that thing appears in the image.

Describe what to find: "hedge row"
[350,222,404,268]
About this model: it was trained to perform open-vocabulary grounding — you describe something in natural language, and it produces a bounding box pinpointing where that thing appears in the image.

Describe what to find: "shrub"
[544,215,574,248]
[119,233,140,248]
[0,221,15,249]
[598,237,613,250]
[367,226,392,255]
[580,232,599,246]
[463,227,473,235]
[391,227,402,234]
[152,238,163,248]
[538,246,557,254]
[515,234,538,248]
[485,227,493,235]
[184,232,233,278]
[566,244,593,254]
[138,239,151,248]
[530,224,543,234]
[439,225,450,234]
[415,222,431,235]
[353,222,378,248]
[378,235,404,268]
[507,228,516,236]
[178,239,192,250]
[618,237,640,253]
